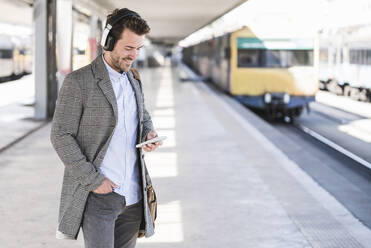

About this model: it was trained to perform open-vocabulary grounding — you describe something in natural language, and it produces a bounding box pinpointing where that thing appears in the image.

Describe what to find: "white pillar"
[33,0,48,120]
[56,0,73,90]
[33,0,57,120]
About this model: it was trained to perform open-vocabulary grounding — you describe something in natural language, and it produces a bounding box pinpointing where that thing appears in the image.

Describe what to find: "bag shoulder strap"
[130,68,142,90]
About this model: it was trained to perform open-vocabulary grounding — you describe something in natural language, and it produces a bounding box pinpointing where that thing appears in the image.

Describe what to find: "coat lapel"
[91,55,143,124]
[98,79,118,121]
[92,55,118,123]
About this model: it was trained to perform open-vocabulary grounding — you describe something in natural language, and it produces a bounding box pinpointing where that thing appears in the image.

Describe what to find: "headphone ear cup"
[105,35,116,51]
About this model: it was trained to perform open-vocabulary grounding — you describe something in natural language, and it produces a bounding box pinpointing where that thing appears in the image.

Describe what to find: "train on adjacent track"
[0,34,32,82]
[182,26,318,120]
[318,25,371,102]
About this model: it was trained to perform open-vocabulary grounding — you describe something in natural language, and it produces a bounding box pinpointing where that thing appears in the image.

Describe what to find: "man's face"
[108,28,144,72]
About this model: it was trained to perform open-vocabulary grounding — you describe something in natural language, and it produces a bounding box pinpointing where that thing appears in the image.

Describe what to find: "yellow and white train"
[182,26,318,119]
[0,35,32,82]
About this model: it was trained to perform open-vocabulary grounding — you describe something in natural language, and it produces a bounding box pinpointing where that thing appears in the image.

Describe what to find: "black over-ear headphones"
[100,9,141,51]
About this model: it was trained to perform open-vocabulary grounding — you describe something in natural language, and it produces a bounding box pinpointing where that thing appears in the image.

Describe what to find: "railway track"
[294,122,371,170]
[268,102,371,229]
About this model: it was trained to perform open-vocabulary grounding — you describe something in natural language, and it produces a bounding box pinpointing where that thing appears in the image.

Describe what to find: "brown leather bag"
[147,184,157,227]
[137,182,158,238]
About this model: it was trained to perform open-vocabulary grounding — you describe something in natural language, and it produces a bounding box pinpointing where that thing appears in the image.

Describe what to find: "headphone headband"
[108,11,140,27]
[101,10,141,51]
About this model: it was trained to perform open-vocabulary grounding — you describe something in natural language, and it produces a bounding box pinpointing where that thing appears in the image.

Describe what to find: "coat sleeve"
[131,68,154,141]
[50,74,105,192]
[141,96,155,142]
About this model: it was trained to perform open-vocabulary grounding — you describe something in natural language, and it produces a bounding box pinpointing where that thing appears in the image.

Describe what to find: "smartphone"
[135,136,167,148]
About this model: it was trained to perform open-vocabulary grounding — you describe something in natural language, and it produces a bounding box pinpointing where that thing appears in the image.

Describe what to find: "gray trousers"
[82,192,143,248]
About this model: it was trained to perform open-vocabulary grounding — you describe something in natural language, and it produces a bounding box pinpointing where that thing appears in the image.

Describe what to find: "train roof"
[232,26,314,50]
[186,26,314,49]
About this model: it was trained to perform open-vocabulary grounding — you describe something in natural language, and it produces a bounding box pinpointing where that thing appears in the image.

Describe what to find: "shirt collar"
[102,53,126,81]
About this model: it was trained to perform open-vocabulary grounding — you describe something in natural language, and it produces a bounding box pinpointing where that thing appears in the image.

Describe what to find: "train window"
[330,48,336,65]
[264,50,313,67]
[265,50,285,67]
[319,48,328,62]
[357,50,361,64]
[214,39,221,65]
[290,50,313,66]
[360,50,364,65]
[238,49,262,67]
[355,50,360,64]
[363,50,368,65]
[349,49,367,65]
[349,50,357,64]
[0,49,13,59]
[224,47,231,59]
[238,49,313,68]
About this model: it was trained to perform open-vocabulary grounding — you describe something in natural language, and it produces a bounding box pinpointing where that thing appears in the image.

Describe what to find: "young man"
[50,8,161,248]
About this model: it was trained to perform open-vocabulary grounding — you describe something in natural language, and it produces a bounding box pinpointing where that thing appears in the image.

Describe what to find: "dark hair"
[106,8,150,41]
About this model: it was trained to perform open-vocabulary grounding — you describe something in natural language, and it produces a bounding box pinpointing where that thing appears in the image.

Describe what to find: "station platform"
[0,75,46,153]
[0,65,370,248]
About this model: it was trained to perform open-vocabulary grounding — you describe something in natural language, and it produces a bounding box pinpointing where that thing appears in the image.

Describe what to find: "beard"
[110,53,133,73]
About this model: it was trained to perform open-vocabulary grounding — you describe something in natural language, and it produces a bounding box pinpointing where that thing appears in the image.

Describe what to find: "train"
[0,35,32,82]
[318,25,371,102]
[182,26,318,120]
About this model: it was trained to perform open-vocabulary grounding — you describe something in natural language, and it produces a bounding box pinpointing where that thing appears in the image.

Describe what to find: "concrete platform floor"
[0,65,370,248]
[0,74,46,152]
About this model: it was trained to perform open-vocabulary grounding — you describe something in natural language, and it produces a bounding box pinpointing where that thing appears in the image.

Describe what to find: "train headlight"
[283,93,290,104]
[264,93,272,104]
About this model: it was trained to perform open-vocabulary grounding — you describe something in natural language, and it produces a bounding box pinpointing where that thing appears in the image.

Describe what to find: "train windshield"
[238,49,313,68]
[0,49,13,59]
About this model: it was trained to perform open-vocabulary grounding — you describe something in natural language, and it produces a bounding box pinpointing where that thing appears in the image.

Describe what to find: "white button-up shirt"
[100,55,141,205]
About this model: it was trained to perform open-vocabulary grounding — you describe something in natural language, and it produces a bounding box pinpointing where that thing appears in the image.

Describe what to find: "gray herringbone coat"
[50,55,155,240]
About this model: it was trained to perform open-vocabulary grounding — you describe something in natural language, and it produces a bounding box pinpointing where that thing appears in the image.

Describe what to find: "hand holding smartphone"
[136,136,167,148]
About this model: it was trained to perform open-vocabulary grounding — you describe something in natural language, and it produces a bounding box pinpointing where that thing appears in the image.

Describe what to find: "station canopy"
[92,0,247,45]
[0,0,247,45]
